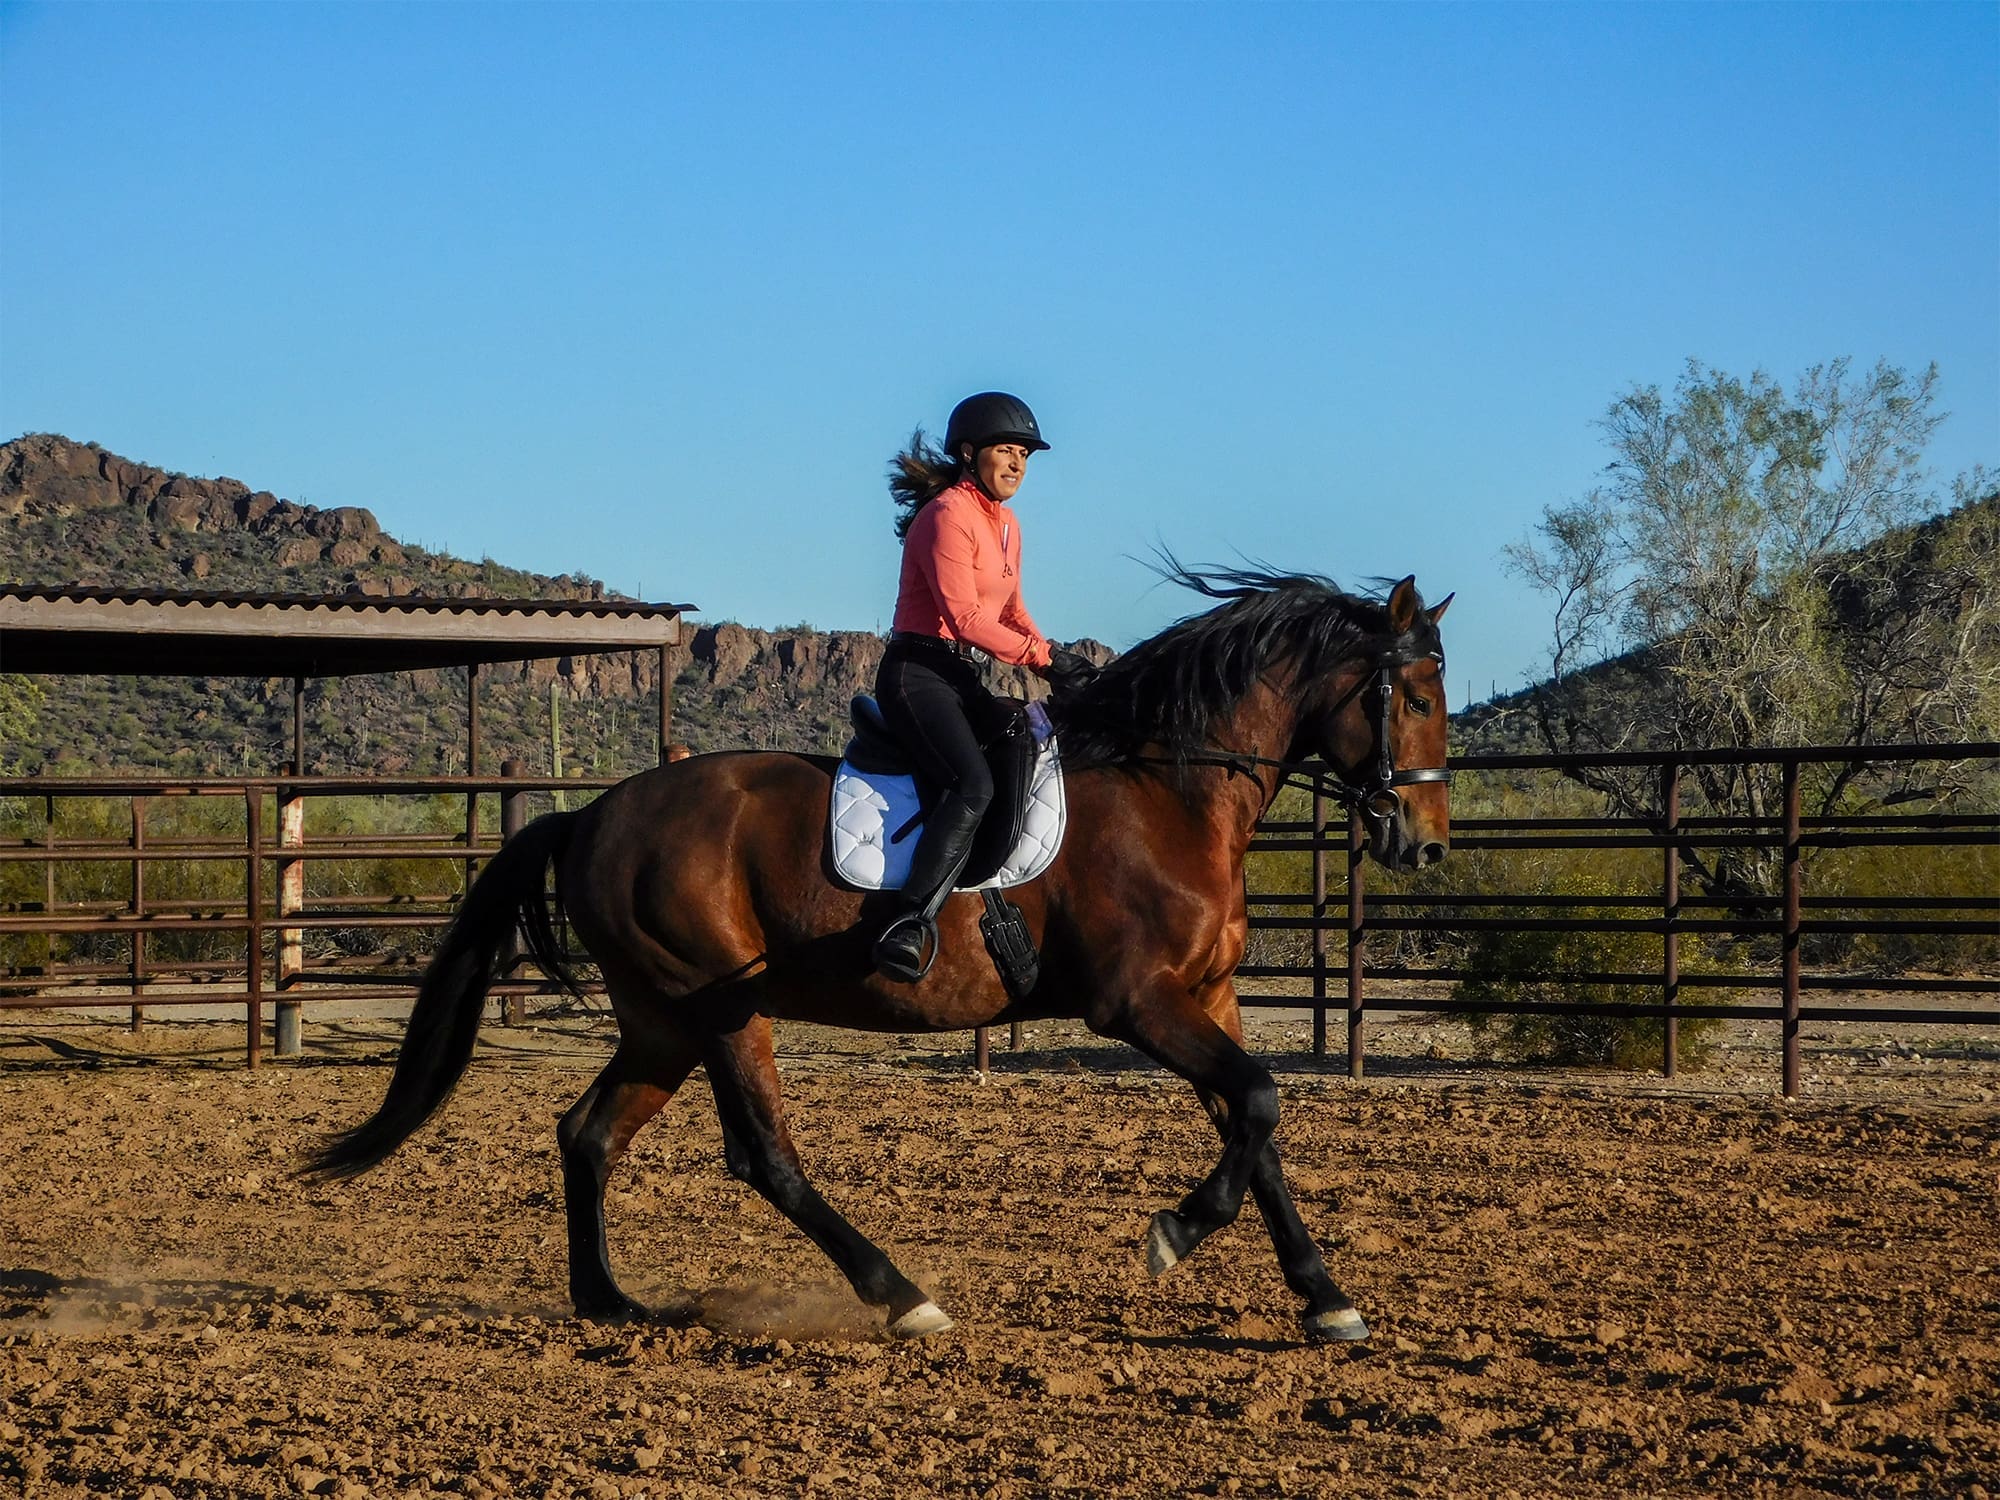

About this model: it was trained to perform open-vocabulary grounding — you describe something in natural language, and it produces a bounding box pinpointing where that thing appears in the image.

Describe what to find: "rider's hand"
[1042,646,1100,695]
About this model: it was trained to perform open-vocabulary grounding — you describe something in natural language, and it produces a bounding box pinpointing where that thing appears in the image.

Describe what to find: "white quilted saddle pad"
[829,737,1066,892]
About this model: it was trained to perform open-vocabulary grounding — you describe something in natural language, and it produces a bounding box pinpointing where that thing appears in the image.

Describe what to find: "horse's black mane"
[1049,562,1440,770]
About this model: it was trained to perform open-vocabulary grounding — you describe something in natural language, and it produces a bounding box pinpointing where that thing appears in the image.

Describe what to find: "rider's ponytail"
[888,428,962,541]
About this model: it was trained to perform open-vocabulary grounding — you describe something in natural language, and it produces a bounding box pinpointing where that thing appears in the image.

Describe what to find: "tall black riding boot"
[874,792,985,982]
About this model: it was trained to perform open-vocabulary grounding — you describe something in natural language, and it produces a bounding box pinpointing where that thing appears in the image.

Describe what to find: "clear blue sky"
[3,2,1995,706]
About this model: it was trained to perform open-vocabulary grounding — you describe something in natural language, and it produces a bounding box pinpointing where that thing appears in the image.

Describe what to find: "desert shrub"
[1806,839,1999,976]
[1454,873,1733,1071]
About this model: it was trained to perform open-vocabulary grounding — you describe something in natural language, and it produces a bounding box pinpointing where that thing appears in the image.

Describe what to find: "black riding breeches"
[874,640,996,817]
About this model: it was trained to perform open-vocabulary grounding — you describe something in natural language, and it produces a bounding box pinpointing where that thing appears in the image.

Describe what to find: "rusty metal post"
[292,676,305,775]
[1346,806,1366,1080]
[465,662,483,897]
[464,660,480,892]
[658,643,673,765]
[1312,788,1327,1058]
[500,760,529,840]
[129,794,147,1032]
[1781,759,1802,1098]
[43,795,56,970]
[467,661,482,775]
[275,770,305,1057]
[246,786,264,1070]
[500,759,528,1025]
[1662,760,1679,1078]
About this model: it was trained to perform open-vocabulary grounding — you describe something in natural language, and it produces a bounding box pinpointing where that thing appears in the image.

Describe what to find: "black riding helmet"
[944,392,1050,457]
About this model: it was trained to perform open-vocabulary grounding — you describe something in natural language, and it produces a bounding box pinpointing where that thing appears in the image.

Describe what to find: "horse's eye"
[1407,694,1431,716]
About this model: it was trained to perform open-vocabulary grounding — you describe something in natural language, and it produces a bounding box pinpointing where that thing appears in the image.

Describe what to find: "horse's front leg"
[1191,982,1368,1342]
[1098,986,1279,1277]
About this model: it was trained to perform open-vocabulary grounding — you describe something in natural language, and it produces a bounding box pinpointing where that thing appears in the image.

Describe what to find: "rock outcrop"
[4,433,395,567]
[0,433,1111,774]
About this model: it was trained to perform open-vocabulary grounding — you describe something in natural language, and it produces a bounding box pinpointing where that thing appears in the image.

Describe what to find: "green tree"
[0,675,44,770]
[1506,358,1996,898]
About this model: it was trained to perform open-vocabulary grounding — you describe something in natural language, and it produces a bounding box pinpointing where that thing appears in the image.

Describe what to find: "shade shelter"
[0,583,695,771]
[0,582,696,1060]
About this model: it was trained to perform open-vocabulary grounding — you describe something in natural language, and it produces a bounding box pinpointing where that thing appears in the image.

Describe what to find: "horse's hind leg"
[703,1016,950,1338]
[558,1035,700,1321]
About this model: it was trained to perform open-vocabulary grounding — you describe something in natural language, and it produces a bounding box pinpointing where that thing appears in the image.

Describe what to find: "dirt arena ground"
[1,1005,1996,1499]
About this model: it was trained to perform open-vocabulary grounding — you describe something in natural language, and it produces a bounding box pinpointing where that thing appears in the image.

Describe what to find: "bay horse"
[308,567,1452,1343]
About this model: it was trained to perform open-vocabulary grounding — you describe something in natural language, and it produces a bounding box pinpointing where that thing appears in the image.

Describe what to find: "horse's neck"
[1194,674,1302,842]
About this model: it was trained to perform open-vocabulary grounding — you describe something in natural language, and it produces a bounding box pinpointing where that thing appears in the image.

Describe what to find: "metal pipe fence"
[2,742,1995,1093]
[0,766,612,1063]
[1241,741,1998,1094]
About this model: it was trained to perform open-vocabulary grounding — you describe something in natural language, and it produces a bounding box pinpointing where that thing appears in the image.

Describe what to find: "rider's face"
[968,443,1031,502]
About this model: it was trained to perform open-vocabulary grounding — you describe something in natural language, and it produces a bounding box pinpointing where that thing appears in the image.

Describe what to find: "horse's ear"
[1388,576,1419,633]
[1427,592,1455,624]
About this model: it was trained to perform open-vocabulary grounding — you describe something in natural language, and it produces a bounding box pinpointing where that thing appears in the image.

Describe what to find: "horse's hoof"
[1304,1306,1370,1342]
[888,1301,954,1339]
[1145,1211,1183,1277]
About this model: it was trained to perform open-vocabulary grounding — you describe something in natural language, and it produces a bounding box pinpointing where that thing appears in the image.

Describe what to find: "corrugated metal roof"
[0,582,696,617]
[0,582,697,677]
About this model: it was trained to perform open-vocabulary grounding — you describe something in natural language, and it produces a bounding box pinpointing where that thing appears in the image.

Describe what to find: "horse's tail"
[303,811,578,1178]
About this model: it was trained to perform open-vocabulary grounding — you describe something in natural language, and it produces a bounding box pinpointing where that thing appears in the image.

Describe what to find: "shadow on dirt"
[0,1032,243,1071]
[915,1041,1558,1084]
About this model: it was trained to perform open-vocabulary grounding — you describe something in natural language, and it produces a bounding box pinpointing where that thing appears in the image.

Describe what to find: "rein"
[1128,649,1451,818]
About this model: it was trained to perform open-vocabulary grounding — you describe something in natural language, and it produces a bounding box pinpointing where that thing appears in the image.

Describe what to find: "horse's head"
[1301,576,1452,871]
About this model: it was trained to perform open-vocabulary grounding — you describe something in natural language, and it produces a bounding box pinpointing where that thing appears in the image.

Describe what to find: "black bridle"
[1352,647,1453,817]
[1144,648,1452,820]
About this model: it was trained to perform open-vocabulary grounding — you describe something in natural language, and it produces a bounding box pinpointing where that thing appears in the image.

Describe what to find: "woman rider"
[873,391,1097,982]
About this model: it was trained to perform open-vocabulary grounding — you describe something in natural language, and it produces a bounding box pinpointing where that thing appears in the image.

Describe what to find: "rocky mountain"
[0,435,1094,776]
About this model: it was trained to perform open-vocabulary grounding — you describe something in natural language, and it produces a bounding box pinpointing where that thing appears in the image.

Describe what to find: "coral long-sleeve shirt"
[891,480,1053,668]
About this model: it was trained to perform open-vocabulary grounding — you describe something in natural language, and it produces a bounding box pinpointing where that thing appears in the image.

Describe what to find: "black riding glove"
[1043,646,1100,695]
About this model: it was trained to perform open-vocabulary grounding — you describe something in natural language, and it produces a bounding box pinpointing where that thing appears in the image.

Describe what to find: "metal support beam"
[467,661,481,775]
[658,643,673,764]
[1662,760,1680,1078]
[1782,760,1803,1098]
[129,795,146,1032]
[246,788,264,1070]
[1312,789,1327,1058]
[500,759,527,1026]
[1347,807,1366,1080]
[466,662,482,899]
[276,772,304,1057]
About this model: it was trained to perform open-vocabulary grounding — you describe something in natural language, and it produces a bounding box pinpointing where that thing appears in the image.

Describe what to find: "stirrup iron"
[874,911,941,982]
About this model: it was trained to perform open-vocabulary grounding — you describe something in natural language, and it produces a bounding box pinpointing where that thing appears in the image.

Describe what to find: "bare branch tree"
[1507,359,1993,898]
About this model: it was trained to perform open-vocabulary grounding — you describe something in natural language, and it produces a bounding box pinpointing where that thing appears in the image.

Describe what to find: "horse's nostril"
[1419,841,1448,867]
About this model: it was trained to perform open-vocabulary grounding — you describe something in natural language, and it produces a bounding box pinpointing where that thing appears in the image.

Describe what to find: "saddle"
[831,693,1064,999]
[830,693,1066,893]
